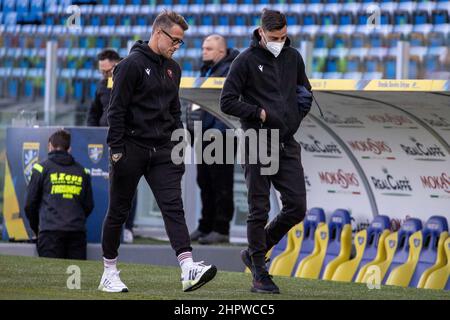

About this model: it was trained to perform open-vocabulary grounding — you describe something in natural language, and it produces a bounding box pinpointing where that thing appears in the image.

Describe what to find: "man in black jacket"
[99,11,217,293]
[87,49,121,127]
[189,35,239,245]
[25,130,94,260]
[87,48,136,244]
[220,9,311,294]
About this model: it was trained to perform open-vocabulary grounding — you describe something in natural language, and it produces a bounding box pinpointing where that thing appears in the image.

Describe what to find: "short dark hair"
[97,49,120,62]
[153,10,189,32]
[49,130,71,151]
[261,9,287,32]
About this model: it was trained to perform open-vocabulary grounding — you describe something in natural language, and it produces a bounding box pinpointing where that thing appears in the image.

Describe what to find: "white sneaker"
[123,229,134,244]
[181,261,217,292]
[98,270,129,293]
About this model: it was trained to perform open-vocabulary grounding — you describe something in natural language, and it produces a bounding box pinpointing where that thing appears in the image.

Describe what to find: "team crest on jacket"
[88,144,104,164]
[23,142,40,185]
[167,68,173,79]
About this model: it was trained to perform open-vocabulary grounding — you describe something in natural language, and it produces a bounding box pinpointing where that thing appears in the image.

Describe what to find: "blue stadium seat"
[286,13,299,27]
[369,33,385,48]
[16,0,30,14]
[338,12,353,25]
[332,34,350,49]
[3,0,15,15]
[356,11,369,25]
[74,80,84,101]
[106,15,117,26]
[302,12,318,26]
[423,54,441,73]
[218,14,230,26]
[413,10,430,25]
[364,57,381,73]
[314,34,330,49]
[380,11,392,25]
[384,56,396,79]
[428,32,445,47]
[347,56,361,72]
[394,11,411,25]
[432,10,449,24]
[320,12,336,26]
[234,14,247,26]
[350,33,367,48]
[201,14,214,26]
[326,57,339,72]
[7,77,18,99]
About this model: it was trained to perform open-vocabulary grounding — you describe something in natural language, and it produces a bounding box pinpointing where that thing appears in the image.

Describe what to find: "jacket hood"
[250,28,291,51]
[48,150,75,166]
[129,40,164,64]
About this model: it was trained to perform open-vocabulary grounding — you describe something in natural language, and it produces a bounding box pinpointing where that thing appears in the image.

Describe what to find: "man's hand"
[260,109,267,123]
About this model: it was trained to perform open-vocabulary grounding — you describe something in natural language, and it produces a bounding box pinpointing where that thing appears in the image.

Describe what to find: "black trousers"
[102,140,191,259]
[244,137,307,267]
[37,231,87,260]
[197,162,234,235]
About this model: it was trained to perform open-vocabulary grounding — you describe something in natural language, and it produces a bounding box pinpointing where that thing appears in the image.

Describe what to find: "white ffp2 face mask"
[262,32,285,58]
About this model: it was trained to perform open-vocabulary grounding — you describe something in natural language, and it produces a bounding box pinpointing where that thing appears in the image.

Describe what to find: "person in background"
[189,35,239,245]
[87,49,136,244]
[220,9,311,294]
[25,130,94,260]
[99,10,217,293]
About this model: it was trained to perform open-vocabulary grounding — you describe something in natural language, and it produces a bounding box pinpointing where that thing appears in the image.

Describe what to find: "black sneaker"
[251,271,280,294]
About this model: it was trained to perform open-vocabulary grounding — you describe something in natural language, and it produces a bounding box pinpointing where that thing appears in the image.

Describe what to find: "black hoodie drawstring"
[311,91,324,118]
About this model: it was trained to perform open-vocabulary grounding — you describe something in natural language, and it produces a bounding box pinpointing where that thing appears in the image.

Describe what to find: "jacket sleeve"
[297,51,312,91]
[169,65,184,131]
[24,164,45,235]
[107,59,140,155]
[220,56,262,121]
[86,86,103,126]
[82,169,94,217]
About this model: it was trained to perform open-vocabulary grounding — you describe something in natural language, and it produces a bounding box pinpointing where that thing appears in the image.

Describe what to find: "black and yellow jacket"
[24,150,94,235]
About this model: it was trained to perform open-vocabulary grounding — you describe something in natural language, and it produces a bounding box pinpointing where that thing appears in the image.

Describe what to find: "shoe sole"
[183,265,217,292]
[98,284,129,293]
[250,287,280,294]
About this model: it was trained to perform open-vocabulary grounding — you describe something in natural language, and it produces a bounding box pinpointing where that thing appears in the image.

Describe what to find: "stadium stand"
[0,0,449,103]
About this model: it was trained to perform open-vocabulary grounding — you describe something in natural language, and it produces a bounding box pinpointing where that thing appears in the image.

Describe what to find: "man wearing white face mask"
[220,9,311,294]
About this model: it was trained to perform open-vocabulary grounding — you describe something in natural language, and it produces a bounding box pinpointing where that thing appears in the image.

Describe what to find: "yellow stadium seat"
[423,237,450,290]
[356,218,423,285]
[332,215,391,282]
[269,222,303,276]
[269,208,326,276]
[295,209,352,280]
[386,216,448,288]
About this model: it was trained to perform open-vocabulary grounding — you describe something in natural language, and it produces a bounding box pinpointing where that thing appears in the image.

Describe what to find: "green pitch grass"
[0,254,449,300]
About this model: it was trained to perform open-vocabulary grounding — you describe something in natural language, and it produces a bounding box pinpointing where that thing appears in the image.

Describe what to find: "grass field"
[0,254,449,300]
